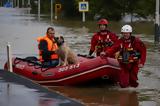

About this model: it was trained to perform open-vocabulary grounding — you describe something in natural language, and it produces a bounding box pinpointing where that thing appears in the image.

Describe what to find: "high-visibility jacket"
[37,35,58,61]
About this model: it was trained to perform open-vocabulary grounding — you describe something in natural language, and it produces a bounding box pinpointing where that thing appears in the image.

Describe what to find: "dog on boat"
[55,36,78,66]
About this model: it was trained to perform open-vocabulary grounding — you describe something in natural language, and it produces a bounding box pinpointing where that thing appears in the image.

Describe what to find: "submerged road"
[0,7,160,106]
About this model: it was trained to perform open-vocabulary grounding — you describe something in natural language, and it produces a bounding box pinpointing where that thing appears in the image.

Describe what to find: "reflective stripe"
[118,43,139,63]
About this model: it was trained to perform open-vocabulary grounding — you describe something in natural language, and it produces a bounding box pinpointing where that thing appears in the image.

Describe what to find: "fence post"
[7,42,13,72]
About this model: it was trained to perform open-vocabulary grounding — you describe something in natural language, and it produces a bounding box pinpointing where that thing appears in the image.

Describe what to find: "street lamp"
[155,0,160,43]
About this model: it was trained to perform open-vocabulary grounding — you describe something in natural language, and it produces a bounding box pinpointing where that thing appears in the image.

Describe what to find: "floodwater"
[0,7,160,106]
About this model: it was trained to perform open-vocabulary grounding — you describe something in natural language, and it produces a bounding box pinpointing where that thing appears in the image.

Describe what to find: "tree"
[29,0,155,21]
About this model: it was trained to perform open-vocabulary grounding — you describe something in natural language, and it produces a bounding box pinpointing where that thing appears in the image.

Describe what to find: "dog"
[55,36,78,66]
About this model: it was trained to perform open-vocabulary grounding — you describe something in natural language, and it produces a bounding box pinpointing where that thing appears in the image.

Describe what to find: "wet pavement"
[0,69,83,106]
[0,7,160,106]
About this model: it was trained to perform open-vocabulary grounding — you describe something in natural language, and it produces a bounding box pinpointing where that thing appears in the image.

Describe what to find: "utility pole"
[38,0,40,21]
[51,0,53,22]
[155,0,160,43]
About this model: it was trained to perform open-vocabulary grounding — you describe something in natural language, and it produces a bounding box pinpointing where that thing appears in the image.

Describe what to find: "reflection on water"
[0,82,72,106]
[0,7,160,106]
[49,85,160,106]
[49,86,140,106]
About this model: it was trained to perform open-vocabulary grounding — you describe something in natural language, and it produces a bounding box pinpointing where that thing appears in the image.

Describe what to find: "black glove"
[88,50,94,56]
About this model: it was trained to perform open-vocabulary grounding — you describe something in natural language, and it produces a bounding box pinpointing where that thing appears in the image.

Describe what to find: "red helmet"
[98,19,109,25]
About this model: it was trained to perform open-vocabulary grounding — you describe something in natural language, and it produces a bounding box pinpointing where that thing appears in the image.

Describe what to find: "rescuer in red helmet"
[88,18,118,57]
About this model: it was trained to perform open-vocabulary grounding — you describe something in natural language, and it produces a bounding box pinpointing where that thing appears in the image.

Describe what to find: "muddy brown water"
[0,7,160,106]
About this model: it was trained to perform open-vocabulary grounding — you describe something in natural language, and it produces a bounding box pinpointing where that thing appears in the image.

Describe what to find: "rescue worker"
[101,25,146,88]
[37,27,59,67]
[88,18,118,57]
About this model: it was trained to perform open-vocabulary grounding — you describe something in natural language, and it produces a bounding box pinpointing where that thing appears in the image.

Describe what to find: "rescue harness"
[117,37,141,64]
[96,34,113,51]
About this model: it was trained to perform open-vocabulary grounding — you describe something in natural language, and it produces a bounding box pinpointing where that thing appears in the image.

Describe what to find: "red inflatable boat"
[4,56,121,87]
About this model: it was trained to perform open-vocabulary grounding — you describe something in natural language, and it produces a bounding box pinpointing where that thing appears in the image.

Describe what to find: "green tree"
[135,0,155,18]
[30,0,155,21]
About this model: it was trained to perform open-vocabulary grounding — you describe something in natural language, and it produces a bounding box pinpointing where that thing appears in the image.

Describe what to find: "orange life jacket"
[37,35,58,62]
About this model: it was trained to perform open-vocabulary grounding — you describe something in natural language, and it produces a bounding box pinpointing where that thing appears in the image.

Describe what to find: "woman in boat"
[37,27,59,67]
[101,25,146,88]
[88,18,118,57]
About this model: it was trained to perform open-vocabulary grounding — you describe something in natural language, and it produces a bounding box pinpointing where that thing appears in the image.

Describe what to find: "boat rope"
[13,57,50,72]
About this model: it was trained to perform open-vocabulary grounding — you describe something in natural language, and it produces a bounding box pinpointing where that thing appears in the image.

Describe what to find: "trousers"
[119,63,139,88]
